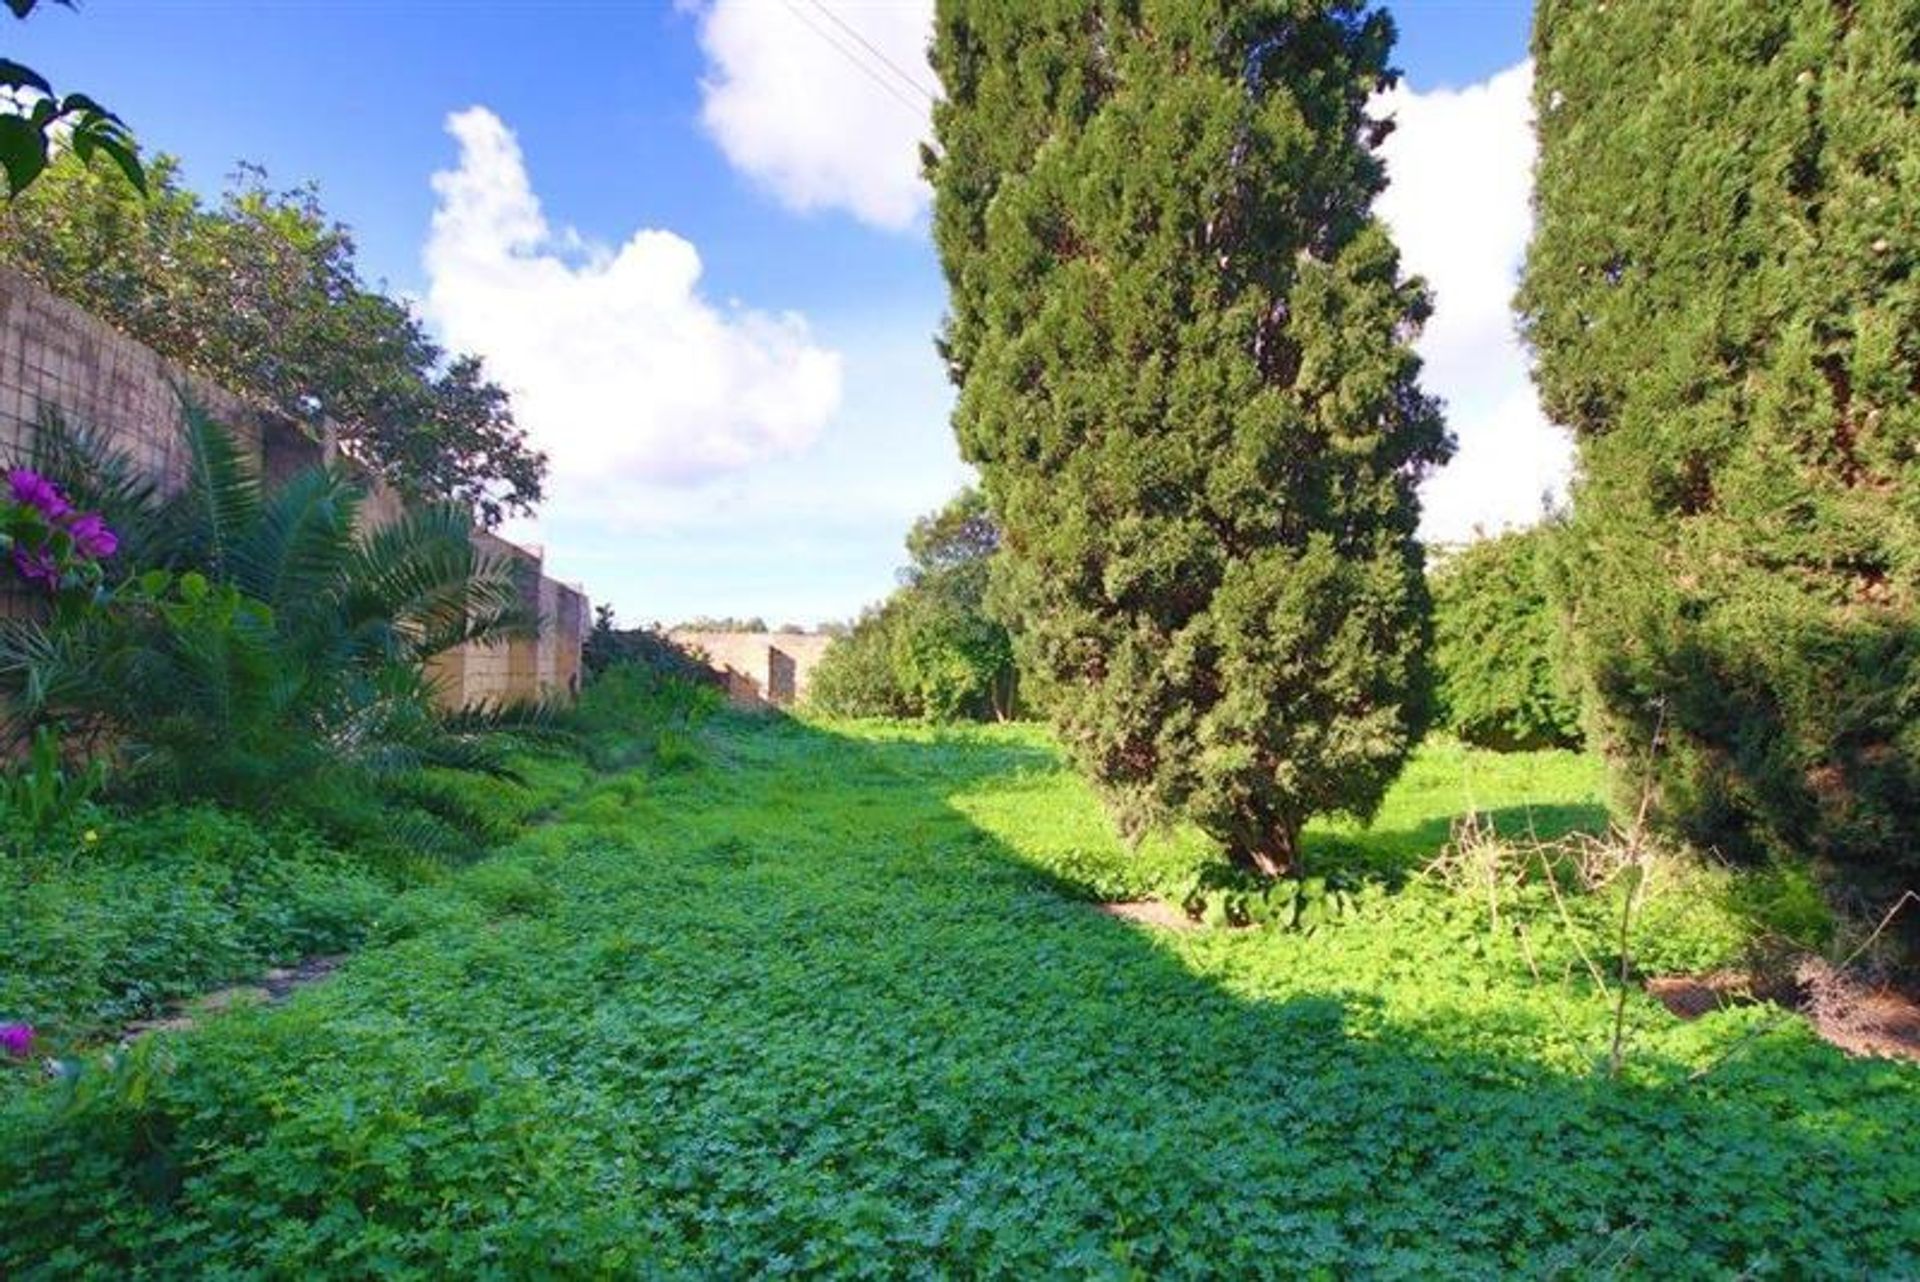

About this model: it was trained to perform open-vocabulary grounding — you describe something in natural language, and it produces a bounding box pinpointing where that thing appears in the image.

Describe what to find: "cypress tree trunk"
[929,1,1449,876]
[1520,0,1920,886]
[1229,821,1303,881]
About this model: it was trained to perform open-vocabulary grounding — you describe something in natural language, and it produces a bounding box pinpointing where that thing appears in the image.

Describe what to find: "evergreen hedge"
[929,0,1450,875]
[1430,526,1582,752]
[1519,0,1920,881]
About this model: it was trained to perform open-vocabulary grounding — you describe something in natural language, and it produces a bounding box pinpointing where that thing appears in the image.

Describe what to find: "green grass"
[3,712,1916,1276]
[937,722,1607,899]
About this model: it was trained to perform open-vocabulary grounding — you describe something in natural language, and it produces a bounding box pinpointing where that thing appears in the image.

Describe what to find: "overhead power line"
[777,0,934,119]
[798,0,940,104]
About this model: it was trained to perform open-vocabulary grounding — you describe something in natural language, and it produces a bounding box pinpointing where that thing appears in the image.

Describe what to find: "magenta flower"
[66,511,118,560]
[12,546,60,590]
[0,1022,33,1059]
[7,469,71,521]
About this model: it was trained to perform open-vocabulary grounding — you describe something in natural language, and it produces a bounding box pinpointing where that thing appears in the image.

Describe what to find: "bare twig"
[1536,845,1609,991]
[1606,701,1665,1079]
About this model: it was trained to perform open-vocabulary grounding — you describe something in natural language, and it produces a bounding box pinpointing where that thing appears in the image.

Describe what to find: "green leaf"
[0,113,48,195]
[57,92,122,123]
[90,132,145,194]
[0,57,51,95]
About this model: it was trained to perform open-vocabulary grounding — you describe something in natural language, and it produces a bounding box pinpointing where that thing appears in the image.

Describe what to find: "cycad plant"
[0,398,545,818]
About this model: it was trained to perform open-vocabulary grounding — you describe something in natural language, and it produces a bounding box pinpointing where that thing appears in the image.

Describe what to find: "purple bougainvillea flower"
[66,511,118,560]
[0,1023,33,1058]
[7,468,71,521]
[12,546,60,591]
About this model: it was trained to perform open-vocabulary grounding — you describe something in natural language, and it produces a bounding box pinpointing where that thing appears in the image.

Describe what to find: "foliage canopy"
[0,158,544,524]
[1519,0,1920,883]
[929,0,1450,872]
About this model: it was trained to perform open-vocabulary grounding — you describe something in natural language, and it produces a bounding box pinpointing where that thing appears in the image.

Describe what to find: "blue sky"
[12,1,1553,627]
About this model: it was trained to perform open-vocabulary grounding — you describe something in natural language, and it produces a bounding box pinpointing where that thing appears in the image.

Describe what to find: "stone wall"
[670,630,835,708]
[0,265,586,706]
[426,532,588,706]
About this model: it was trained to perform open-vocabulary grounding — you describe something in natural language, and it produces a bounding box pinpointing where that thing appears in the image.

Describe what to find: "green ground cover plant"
[3,711,1913,1276]
[0,808,389,1046]
[0,666,671,1060]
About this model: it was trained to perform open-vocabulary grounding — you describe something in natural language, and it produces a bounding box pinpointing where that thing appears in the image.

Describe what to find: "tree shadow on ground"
[2,712,1914,1277]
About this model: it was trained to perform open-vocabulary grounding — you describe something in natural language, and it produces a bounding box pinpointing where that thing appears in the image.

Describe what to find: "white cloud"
[1375,61,1575,543]
[688,19,1565,539]
[423,106,843,515]
[692,0,936,231]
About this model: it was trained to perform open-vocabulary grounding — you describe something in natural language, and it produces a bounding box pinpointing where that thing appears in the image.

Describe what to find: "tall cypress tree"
[1520,1,1920,883]
[928,1,1450,875]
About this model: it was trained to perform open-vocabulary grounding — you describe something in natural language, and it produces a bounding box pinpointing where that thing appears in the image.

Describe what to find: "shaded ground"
[122,955,346,1038]
[2,714,1915,1277]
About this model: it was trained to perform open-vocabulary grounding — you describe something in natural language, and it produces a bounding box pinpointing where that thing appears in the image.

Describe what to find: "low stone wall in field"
[670,630,835,707]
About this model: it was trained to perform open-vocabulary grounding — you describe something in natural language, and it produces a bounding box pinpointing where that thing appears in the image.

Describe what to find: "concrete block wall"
[426,532,589,707]
[0,266,586,708]
[0,268,307,490]
[669,630,835,708]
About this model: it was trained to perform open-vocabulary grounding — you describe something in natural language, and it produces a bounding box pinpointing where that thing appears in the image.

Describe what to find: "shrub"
[562,663,720,771]
[582,607,715,687]
[1429,525,1582,751]
[889,592,1013,723]
[810,488,1016,723]
[0,402,542,836]
[808,604,912,719]
[1519,0,1920,885]
[0,726,107,837]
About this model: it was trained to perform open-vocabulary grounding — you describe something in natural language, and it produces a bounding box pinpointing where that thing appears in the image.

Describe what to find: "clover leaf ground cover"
[4,713,1916,1276]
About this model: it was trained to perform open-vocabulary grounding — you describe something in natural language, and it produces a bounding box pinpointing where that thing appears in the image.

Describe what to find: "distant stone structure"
[670,630,835,708]
[0,266,587,705]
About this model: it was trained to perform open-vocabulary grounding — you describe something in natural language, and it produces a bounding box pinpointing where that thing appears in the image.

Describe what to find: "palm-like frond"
[345,505,538,661]
[162,394,264,580]
[3,390,558,827]
[0,616,121,744]
[25,406,170,572]
[231,464,362,614]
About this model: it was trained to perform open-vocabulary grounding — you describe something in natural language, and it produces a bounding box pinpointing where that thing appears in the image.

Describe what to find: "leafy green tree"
[929,1,1450,875]
[891,588,1015,722]
[0,158,543,524]
[810,487,1018,723]
[1429,526,1581,752]
[807,601,913,719]
[1519,0,1920,881]
[0,0,144,198]
[904,485,1000,596]
[899,486,1016,719]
